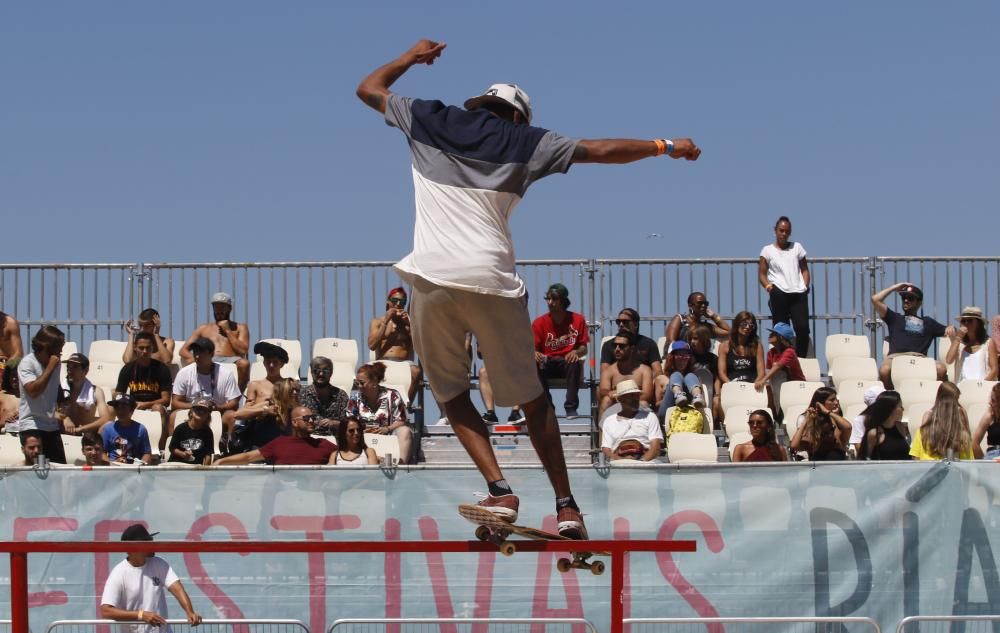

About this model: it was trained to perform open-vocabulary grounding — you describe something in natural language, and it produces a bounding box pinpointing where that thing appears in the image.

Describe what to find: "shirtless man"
[179,292,250,391]
[597,329,653,419]
[368,287,422,403]
[229,341,289,453]
[123,308,175,365]
[0,309,24,391]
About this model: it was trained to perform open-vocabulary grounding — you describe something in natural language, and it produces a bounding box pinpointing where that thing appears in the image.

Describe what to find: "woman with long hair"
[946,307,997,382]
[331,417,379,466]
[858,390,910,460]
[718,311,765,386]
[972,383,1000,459]
[272,378,301,430]
[347,363,412,463]
[732,409,786,462]
[790,386,851,460]
[910,382,980,460]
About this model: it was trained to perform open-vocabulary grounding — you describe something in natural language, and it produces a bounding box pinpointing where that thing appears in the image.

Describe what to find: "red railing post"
[610,550,625,633]
[11,550,29,633]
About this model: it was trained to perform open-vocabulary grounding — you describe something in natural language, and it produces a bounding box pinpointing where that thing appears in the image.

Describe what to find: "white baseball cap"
[863,384,886,406]
[464,83,532,123]
[211,291,233,306]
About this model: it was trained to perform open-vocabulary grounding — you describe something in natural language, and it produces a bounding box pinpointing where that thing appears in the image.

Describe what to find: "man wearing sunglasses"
[369,287,422,404]
[597,330,654,419]
[872,283,952,387]
[599,308,662,379]
[214,406,337,465]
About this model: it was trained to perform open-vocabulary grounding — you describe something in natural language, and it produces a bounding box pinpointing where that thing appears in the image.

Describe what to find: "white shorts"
[409,276,542,407]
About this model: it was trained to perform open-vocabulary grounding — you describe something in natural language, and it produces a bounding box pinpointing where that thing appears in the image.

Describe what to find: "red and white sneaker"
[557,506,588,540]
[475,493,520,523]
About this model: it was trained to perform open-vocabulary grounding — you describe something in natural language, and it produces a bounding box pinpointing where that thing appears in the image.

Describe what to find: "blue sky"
[3,1,998,264]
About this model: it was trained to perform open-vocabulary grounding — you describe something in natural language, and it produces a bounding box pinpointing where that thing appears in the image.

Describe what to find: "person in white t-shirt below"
[600,380,664,462]
[101,523,202,633]
[170,337,241,452]
[758,215,811,358]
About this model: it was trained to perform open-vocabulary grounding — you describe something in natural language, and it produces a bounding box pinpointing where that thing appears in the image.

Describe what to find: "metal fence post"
[864,256,882,357]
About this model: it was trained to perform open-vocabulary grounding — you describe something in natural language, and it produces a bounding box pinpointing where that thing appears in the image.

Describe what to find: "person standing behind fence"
[17,326,66,462]
[759,216,811,358]
[101,523,202,633]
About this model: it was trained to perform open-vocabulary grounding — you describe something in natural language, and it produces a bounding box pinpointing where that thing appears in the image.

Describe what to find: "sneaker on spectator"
[508,409,526,424]
[673,389,689,407]
[477,493,519,523]
[557,507,588,539]
[691,395,705,409]
[565,407,579,419]
[482,410,499,423]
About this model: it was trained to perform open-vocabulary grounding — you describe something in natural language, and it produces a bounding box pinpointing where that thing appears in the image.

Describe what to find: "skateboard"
[458,504,607,575]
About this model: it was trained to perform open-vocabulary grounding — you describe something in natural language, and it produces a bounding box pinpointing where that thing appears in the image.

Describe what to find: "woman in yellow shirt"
[910,382,981,461]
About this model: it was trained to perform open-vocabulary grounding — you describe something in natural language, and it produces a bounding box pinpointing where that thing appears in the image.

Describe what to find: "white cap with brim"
[464,83,532,123]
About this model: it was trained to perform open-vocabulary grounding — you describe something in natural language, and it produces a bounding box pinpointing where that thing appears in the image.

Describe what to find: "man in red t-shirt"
[214,406,337,465]
[532,283,590,418]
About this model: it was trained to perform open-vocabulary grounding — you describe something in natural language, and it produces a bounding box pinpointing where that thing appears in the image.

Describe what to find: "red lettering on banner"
[531,516,585,633]
[657,511,725,633]
[14,518,77,609]
[385,519,402,633]
[417,517,497,633]
[270,514,362,633]
[184,513,251,633]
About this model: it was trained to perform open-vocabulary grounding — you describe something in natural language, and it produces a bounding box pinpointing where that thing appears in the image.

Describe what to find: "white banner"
[1,462,998,633]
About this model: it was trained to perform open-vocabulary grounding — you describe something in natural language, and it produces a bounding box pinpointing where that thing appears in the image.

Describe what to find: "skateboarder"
[357,39,701,539]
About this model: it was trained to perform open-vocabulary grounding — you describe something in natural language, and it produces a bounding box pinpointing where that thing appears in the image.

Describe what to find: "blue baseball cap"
[668,341,692,354]
[767,322,796,341]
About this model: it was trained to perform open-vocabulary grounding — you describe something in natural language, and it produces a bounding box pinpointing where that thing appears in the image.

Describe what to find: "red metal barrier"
[1,538,696,633]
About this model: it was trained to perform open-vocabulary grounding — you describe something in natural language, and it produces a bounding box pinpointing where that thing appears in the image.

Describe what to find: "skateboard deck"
[458,504,607,575]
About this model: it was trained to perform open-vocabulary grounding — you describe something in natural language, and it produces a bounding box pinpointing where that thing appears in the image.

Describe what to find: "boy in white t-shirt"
[101,524,202,633]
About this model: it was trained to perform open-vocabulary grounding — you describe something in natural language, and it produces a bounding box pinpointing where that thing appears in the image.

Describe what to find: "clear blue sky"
[3,1,998,264]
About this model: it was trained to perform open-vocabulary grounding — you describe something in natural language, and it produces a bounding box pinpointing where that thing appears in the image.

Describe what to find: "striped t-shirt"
[385,93,578,297]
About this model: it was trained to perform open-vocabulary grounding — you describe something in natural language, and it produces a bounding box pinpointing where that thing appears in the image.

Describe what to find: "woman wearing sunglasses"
[331,417,379,466]
[945,306,997,382]
[732,409,786,462]
[665,292,729,345]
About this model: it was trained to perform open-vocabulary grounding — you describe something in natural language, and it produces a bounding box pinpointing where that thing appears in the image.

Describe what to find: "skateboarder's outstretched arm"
[356,39,446,114]
[572,138,700,164]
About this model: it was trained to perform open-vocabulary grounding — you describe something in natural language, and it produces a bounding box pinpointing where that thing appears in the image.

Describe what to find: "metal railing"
[623,616,881,633]
[5,256,998,377]
[896,615,1000,633]
[328,619,598,633]
[46,620,308,633]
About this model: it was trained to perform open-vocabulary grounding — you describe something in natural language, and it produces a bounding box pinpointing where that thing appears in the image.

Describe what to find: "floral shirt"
[347,386,407,429]
[300,384,349,423]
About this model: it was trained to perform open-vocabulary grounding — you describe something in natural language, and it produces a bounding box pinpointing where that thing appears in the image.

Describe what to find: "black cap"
[62,352,90,369]
[107,393,137,408]
[899,285,923,301]
[121,524,158,542]
[253,341,289,363]
[189,337,216,354]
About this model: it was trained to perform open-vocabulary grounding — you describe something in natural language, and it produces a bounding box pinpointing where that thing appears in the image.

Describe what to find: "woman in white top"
[946,306,998,382]
[331,418,378,466]
[758,216,811,358]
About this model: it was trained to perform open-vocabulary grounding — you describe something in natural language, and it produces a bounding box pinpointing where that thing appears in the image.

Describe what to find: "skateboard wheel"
[500,542,516,557]
[557,558,572,573]
[474,526,491,542]
[590,560,606,575]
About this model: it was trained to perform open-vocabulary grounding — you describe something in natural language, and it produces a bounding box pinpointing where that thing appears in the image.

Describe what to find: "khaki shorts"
[409,276,542,407]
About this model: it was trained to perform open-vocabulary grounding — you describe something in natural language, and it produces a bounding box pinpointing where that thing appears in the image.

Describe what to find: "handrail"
[46,620,308,633]
[896,615,1000,633]
[329,618,598,633]
[625,616,881,632]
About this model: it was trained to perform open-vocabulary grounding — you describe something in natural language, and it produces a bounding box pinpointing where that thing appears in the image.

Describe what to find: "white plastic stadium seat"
[87,339,128,396]
[779,381,825,416]
[657,336,668,359]
[837,380,884,409]
[936,336,956,382]
[828,357,878,389]
[728,431,752,460]
[330,361,356,394]
[891,355,937,385]
[0,433,23,465]
[132,410,164,454]
[896,379,941,408]
[782,403,809,436]
[667,433,718,464]
[88,339,128,364]
[311,338,359,371]
[720,382,768,411]
[723,406,775,439]
[376,360,413,404]
[843,403,866,422]
[958,380,999,408]
[799,357,822,382]
[63,436,86,466]
[824,334,871,366]
[365,433,399,465]
[903,401,933,426]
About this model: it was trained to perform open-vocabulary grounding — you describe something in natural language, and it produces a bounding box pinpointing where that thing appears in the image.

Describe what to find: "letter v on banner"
[418,516,497,633]
[531,515,587,633]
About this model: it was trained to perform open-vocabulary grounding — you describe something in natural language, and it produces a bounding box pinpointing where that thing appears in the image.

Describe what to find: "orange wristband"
[653,139,667,156]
